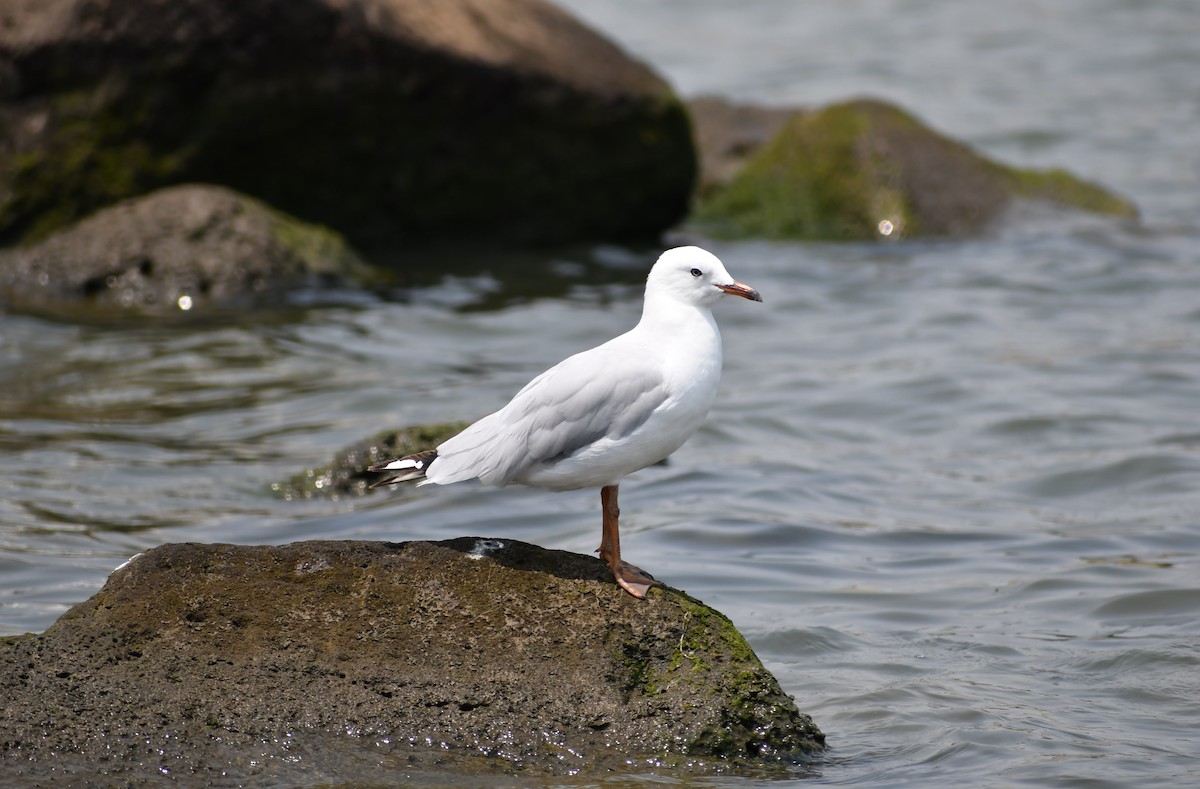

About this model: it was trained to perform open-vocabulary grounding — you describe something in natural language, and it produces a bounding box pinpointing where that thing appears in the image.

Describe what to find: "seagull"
[369,246,762,598]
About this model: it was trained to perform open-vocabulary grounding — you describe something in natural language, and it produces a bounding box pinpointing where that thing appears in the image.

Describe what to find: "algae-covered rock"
[691,98,1137,241]
[0,0,694,250]
[0,539,824,783]
[276,421,470,500]
[688,95,799,196]
[0,184,369,319]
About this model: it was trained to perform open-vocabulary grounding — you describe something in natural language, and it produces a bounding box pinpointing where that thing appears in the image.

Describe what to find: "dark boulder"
[0,183,369,319]
[0,539,824,782]
[0,0,695,251]
[690,97,1137,241]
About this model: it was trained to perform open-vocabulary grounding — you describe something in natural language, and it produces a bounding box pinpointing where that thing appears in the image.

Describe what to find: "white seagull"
[369,246,762,598]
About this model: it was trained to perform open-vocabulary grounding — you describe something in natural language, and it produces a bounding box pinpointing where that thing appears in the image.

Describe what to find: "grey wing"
[432,348,668,486]
[519,355,668,464]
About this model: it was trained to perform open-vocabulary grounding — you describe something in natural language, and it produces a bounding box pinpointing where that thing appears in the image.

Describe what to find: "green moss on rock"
[693,102,890,239]
[4,84,194,244]
[0,539,825,779]
[1006,166,1138,216]
[268,205,368,278]
[0,0,696,249]
[692,98,1136,241]
[610,589,816,761]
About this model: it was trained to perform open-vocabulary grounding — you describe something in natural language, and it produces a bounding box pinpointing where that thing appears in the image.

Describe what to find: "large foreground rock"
[0,184,369,319]
[690,97,1137,241]
[0,539,824,783]
[0,0,694,250]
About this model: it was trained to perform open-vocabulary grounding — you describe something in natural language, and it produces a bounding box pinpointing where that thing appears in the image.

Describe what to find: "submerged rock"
[690,97,1137,241]
[276,422,469,499]
[0,539,824,782]
[0,184,369,319]
[0,0,694,250]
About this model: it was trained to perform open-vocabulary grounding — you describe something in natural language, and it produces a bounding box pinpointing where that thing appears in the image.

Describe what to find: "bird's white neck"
[628,287,725,418]
[639,287,711,325]
[634,290,723,361]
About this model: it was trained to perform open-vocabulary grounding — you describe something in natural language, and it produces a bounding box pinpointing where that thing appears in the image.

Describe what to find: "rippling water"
[3,1,1199,786]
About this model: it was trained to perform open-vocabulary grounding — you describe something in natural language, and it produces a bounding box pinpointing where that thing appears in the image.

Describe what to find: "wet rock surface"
[0,0,694,251]
[690,97,1137,241]
[0,539,824,783]
[0,183,369,319]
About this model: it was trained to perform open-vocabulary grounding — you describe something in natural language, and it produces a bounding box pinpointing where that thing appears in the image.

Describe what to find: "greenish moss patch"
[608,586,824,764]
[692,98,1136,241]
[265,206,371,279]
[1007,166,1137,217]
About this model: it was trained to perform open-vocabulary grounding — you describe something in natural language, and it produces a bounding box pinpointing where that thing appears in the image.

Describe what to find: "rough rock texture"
[0,184,369,319]
[0,0,695,250]
[0,539,824,783]
[691,97,1138,241]
[275,421,470,500]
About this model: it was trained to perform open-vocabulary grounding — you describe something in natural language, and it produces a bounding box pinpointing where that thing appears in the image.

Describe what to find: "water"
[3,0,1200,785]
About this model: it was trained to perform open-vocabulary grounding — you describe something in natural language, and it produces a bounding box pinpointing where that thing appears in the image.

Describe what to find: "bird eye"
[690,268,702,278]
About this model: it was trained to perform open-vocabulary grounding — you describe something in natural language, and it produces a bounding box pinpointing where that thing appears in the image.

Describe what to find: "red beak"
[717,281,763,302]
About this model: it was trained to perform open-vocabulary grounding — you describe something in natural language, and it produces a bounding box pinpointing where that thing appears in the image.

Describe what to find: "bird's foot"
[613,560,661,599]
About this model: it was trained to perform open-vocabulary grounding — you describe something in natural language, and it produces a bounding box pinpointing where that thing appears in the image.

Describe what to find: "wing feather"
[425,342,668,486]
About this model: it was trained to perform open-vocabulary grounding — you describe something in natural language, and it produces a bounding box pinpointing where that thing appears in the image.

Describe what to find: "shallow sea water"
[3,1,1200,786]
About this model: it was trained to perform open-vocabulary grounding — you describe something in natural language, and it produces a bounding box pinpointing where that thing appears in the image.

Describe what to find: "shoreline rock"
[689,97,1138,241]
[0,184,370,319]
[0,539,825,782]
[0,0,695,251]
[688,95,799,197]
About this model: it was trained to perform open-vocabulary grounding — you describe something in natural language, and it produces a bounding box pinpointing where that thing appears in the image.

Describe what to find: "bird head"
[647,246,763,307]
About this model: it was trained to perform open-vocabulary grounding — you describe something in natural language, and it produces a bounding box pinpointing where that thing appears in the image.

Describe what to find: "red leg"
[599,485,660,599]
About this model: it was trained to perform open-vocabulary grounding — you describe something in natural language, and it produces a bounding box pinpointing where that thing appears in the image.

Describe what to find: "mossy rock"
[0,184,370,319]
[0,0,695,251]
[0,539,825,781]
[276,421,470,499]
[691,98,1136,241]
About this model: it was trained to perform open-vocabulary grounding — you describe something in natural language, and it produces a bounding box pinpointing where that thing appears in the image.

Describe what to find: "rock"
[0,540,825,782]
[688,95,798,196]
[0,183,370,319]
[0,0,695,251]
[275,421,470,500]
[690,97,1137,241]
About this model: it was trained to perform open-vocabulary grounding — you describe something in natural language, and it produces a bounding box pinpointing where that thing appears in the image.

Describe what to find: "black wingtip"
[367,449,438,488]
